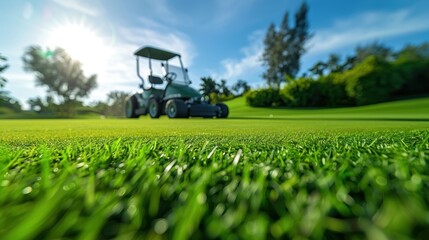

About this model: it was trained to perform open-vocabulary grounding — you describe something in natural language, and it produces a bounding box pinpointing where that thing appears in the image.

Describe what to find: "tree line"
[247,2,429,107]
[199,77,251,103]
[0,54,22,112]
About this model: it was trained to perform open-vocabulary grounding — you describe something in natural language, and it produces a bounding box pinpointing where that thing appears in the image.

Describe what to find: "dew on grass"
[1,180,10,187]
[22,186,32,194]
[154,218,169,234]
[197,192,207,204]
[127,204,137,217]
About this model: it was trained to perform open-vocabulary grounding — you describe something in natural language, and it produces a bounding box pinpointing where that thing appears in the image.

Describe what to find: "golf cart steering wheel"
[165,72,177,81]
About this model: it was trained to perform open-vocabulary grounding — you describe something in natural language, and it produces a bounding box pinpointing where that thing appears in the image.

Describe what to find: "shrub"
[280,78,325,107]
[321,74,354,106]
[247,56,428,108]
[340,56,404,105]
[393,59,429,97]
[219,94,235,102]
[209,92,219,104]
[245,88,282,107]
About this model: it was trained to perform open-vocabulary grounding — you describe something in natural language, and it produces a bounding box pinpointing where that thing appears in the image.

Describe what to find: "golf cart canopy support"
[134,46,188,90]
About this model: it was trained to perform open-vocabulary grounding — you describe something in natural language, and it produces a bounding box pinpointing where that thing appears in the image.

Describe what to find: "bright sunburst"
[46,20,110,72]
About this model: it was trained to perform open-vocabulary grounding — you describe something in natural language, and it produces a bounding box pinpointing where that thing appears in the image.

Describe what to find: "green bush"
[278,56,427,107]
[280,78,325,107]
[393,59,429,97]
[321,74,354,106]
[209,92,219,104]
[219,93,235,102]
[245,88,282,107]
[247,55,428,108]
[340,56,404,105]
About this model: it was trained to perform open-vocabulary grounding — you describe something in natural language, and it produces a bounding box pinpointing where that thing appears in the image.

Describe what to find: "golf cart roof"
[134,46,181,60]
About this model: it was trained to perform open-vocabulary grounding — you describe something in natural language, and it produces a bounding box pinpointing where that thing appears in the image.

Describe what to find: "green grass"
[227,96,429,120]
[0,110,102,119]
[1,98,429,239]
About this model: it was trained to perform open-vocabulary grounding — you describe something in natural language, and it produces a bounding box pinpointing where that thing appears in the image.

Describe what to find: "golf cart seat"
[148,75,163,84]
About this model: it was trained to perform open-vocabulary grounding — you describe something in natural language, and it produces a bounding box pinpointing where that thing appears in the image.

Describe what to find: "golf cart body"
[125,46,229,118]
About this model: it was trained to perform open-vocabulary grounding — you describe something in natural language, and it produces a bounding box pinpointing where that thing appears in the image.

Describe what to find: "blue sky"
[1,0,429,108]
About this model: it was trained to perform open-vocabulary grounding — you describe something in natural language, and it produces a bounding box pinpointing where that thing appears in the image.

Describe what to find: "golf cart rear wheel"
[148,98,161,118]
[166,99,188,118]
[125,95,138,118]
[216,103,229,118]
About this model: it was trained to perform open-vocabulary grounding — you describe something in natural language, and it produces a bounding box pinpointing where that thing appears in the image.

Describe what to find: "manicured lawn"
[226,96,429,120]
[0,98,428,239]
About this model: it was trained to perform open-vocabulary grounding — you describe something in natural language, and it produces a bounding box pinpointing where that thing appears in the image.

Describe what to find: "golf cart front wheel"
[125,95,138,118]
[148,98,161,118]
[166,99,188,118]
[216,103,229,118]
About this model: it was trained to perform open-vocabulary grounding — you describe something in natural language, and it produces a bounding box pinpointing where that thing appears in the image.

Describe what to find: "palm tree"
[219,79,232,96]
[199,76,219,96]
[0,53,8,89]
[327,54,341,73]
[308,61,327,78]
[232,80,251,96]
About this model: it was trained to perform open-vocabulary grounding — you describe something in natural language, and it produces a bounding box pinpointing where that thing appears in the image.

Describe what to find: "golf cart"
[125,46,229,119]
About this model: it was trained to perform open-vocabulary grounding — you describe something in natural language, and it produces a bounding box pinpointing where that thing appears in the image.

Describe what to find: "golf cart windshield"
[165,65,190,85]
[134,46,192,89]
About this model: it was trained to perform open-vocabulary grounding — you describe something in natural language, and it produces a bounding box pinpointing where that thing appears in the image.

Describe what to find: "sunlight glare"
[46,21,110,73]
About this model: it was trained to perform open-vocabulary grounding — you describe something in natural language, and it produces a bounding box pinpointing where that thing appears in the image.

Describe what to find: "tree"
[262,2,311,88]
[219,79,232,97]
[0,53,8,93]
[262,23,282,88]
[0,54,8,84]
[27,95,58,113]
[0,54,22,112]
[23,46,97,116]
[88,91,129,117]
[308,61,327,78]
[106,91,129,117]
[310,54,343,77]
[341,55,357,72]
[232,80,251,96]
[287,2,311,77]
[395,42,429,62]
[354,42,393,64]
[326,54,342,73]
[199,76,219,96]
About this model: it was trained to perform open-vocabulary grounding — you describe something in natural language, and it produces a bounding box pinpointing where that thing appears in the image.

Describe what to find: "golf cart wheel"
[148,98,161,118]
[125,95,139,118]
[166,99,188,118]
[216,103,229,118]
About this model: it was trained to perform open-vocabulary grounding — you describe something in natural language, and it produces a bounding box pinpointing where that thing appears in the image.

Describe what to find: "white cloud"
[52,0,100,16]
[216,30,264,82]
[120,19,196,66]
[308,8,429,55]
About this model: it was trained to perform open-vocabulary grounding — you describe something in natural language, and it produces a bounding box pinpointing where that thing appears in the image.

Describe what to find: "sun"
[46,21,109,72]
